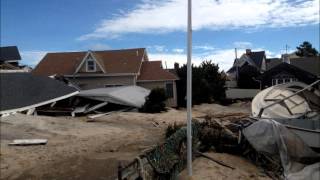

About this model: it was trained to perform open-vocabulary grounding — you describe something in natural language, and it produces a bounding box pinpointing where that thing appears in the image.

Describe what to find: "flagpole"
[187,0,193,178]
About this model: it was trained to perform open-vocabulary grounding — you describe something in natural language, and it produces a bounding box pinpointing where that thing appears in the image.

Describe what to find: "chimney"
[235,48,238,59]
[174,62,179,70]
[282,54,290,64]
[246,49,251,55]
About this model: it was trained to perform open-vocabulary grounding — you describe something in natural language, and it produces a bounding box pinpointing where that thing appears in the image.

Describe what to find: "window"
[86,59,96,72]
[165,82,174,98]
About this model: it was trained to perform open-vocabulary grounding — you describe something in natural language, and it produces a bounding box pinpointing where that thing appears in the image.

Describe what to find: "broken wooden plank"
[196,151,235,170]
[8,139,48,146]
[84,102,108,114]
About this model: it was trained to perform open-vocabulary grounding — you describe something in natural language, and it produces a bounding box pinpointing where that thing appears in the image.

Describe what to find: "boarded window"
[166,82,173,98]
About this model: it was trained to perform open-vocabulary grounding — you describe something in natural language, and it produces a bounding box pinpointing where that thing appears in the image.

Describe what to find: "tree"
[176,60,226,107]
[295,41,319,57]
[139,88,167,113]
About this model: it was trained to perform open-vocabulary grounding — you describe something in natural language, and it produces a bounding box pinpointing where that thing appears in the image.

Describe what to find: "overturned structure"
[0,73,79,116]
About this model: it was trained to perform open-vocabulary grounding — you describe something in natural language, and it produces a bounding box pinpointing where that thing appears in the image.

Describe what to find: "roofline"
[137,79,178,82]
[0,91,79,115]
[2,60,20,62]
[64,73,137,77]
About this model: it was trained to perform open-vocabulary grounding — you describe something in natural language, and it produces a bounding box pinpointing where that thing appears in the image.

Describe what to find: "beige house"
[32,48,178,107]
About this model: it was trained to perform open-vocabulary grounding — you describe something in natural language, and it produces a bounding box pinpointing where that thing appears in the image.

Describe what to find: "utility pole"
[186,0,193,178]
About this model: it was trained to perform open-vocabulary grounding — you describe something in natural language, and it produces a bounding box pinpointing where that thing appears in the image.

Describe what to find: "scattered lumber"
[9,139,48,146]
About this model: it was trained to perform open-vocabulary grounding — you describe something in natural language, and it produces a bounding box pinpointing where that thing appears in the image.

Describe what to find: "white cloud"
[172,48,184,53]
[147,45,167,52]
[194,45,215,51]
[20,50,47,67]
[86,43,111,50]
[79,0,319,40]
[149,46,281,71]
[233,41,252,49]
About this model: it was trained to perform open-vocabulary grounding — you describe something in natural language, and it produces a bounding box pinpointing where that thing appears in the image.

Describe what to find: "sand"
[0,103,266,180]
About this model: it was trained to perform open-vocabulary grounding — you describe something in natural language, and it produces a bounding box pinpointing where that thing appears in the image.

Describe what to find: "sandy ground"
[0,103,263,180]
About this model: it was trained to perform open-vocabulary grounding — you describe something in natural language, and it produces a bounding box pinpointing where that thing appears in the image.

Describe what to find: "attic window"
[86,58,96,72]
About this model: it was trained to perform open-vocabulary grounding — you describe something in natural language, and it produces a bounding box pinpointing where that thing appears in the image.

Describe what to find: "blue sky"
[1,0,319,71]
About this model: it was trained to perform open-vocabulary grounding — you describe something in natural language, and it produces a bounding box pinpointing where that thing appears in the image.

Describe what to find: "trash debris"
[251,80,320,149]
[0,73,79,116]
[243,119,320,180]
[9,139,48,146]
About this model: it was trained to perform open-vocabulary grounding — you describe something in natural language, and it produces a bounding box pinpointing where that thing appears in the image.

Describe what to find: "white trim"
[4,60,19,63]
[0,70,29,73]
[74,51,106,74]
[137,79,177,82]
[64,73,136,77]
[0,91,79,115]
[86,58,96,72]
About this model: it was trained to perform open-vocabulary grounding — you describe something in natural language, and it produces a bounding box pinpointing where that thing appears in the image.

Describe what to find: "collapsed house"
[0,73,78,116]
[32,48,178,107]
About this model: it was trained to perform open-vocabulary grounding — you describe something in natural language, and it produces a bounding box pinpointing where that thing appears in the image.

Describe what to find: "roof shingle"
[137,61,178,81]
[32,48,146,76]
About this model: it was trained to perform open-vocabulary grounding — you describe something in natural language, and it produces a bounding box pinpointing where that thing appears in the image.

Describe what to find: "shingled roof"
[137,61,178,81]
[32,48,146,76]
[290,56,320,77]
[247,51,265,68]
[0,46,21,62]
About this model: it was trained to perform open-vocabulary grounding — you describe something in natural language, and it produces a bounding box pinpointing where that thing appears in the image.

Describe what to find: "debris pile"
[0,73,150,118]
[118,115,320,180]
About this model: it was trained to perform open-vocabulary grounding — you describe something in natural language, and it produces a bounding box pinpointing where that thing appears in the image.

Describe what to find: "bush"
[176,60,226,107]
[139,88,167,113]
[165,122,184,138]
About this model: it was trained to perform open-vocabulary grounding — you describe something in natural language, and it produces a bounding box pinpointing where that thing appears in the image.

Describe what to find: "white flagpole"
[187,0,193,177]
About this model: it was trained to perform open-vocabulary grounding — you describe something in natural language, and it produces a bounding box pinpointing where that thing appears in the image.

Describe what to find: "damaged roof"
[32,48,146,76]
[137,61,178,81]
[0,73,78,114]
[0,46,21,62]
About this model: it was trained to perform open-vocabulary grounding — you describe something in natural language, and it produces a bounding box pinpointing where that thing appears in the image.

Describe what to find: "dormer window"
[86,58,96,72]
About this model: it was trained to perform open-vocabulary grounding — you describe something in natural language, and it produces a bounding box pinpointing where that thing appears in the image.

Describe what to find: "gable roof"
[32,48,146,76]
[246,51,265,68]
[0,46,21,62]
[290,56,320,77]
[137,61,178,81]
[259,62,317,84]
[266,58,282,70]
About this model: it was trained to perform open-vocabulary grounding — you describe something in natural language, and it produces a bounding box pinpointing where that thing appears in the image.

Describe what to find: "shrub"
[176,60,226,107]
[139,88,167,113]
[165,122,184,138]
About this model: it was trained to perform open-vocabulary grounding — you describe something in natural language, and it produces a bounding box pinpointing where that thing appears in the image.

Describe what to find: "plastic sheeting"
[243,119,320,180]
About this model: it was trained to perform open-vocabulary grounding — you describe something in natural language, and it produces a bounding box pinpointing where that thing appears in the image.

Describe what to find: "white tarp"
[243,119,320,180]
[77,86,150,108]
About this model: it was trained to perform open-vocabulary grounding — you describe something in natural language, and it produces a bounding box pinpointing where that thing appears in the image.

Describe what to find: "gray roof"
[0,73,78,113]
[247,51,265,68]
[0,46,21,62]
[266,58,282,70]
[290,57,320,76]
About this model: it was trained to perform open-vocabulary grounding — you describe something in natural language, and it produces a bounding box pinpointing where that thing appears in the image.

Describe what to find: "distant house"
[0,46,32,72]
[227,49,266,89]
[0,46,22,70]
[32,48,178,107]
[258,62,318,88]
